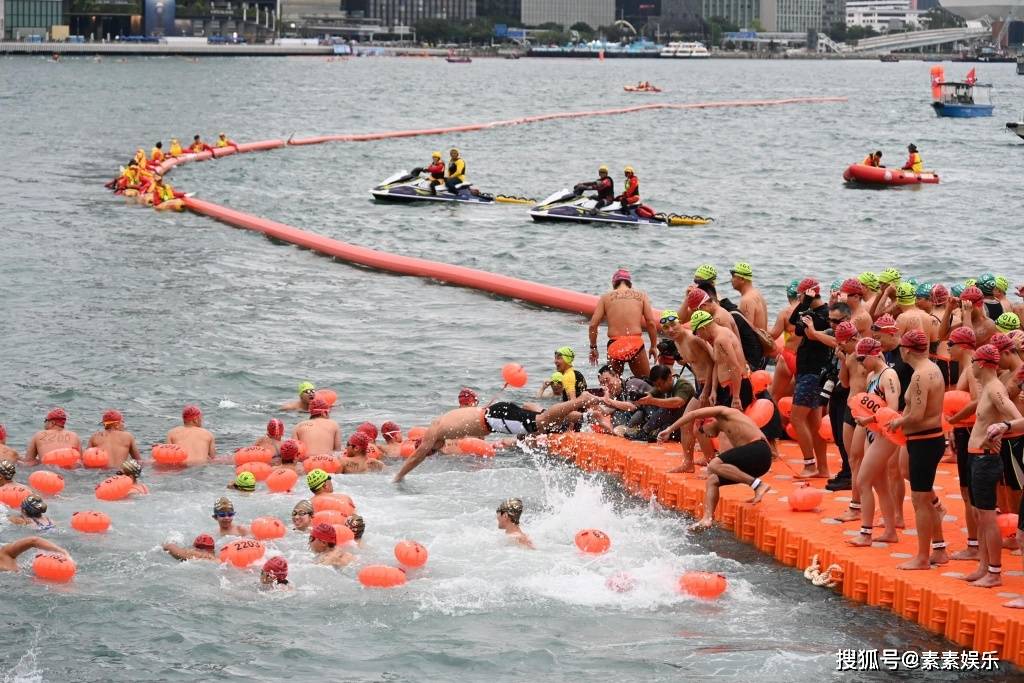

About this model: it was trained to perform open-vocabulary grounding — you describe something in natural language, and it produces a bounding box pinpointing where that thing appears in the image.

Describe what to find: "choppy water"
[1,55,1023,681]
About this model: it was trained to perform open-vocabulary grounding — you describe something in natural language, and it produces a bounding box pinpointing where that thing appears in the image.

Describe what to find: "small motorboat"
[624,82,661,93]
[843,163,939,186]
[930,66,993,117]
[529,188,711,226]
[446,49,471,63]
[880,54,899,63]
[1007,112,1024,141]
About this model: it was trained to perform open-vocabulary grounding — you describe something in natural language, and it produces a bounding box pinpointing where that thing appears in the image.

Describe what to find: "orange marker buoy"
[608,337,644,362]
[250,516,286,540]
[784,423,797,441]
[28,471,65,496]
[575,529,611,554]
[457,437,495,457]
[312,494,356,516]
[394,540,428,568]
[678,571,727,599]
[71,510,111,533]
[233,446,273,466]
[357,565,406,588]
[501,363,528,388]
[789,485,823,511]
[331,523,356,545]
[744,398,774,428]
[219,538,265,568]
[82,447,110,468]
[749,369,771,395]
[777,396,793,420]
[0,483,33,508]
[848,392,884,432]
[314,388,337,407]
[303,454,341,474]
[41,447,80,469]
[407,426,427,441]
[235,461,272,481]
[95,474,133,501]
[151,443,188,465]
[943,390,974,425]
[33,553,77,583]
[998,513,1019,538]
[818,415,834,443]
[312,509,347,526]
[265,467,298,493]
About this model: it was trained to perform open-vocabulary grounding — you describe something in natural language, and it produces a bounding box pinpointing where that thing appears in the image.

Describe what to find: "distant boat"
[880,54,899,62]
[1018,55,1024,75]
[1008,112,1024,140]
[930,66,993,117]
[446,49,471,63]
[660,41,710,58]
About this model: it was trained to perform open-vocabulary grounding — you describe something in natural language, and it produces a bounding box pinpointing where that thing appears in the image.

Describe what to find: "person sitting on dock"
[190,134,214,154]
[444,148,467,194]
[862,150,883,167]
[574,165,615,208]
[615,166,640,214]
[424,151,445,195]
[902,144,922,173]
[215,133,238,150]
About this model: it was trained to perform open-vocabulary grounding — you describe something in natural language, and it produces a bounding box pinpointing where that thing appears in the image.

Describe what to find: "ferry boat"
[528,38,663,58]
[659,41,710,58]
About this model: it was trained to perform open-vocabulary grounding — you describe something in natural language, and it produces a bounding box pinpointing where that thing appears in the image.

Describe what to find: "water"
[1,55,1023,681]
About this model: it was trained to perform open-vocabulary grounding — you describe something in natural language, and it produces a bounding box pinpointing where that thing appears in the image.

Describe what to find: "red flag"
[965,67,977,85]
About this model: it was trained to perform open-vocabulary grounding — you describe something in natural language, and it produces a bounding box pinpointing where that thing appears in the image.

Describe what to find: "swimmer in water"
[308,523,354,567]
[339,432,385,474]
[279,439,304,472]
[496,498,533,549]
[0,424,21,464]
[281,382,317,412]
[212,497,248,536]
[227,472,257,493]
[121,458,149,495]
[379,421,403,456]
[346,514,365,545]
[291,500,314,531]
[9,495,55,531]
[458,388,479,407]
[25,408,80,466]
[87,410,140,468]
[306,469,334,495]
[167,405,216,466]
[0,460,14,486]
[293,399,341,455]
[162,534,217,562]
[0,536,70,573]
[538,372,565,399]
[260,557,291,590]
[253,418,284,457]
[393,393,605,482]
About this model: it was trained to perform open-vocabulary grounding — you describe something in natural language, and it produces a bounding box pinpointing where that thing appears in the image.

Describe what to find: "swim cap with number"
[690,310,714,331]
[996,312,1021,333]
[234,472,256,492]
[995,275,1010,294]
[730,262,753,280]
[857,272,880,292]
[121,459,142,479]
[895,282,917,305]
[306,468,330,493]
[694,264,717,282]
[878,268,901,285]
[977,273,997,295]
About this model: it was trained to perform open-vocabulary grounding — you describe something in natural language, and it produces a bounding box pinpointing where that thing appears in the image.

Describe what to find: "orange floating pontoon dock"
[547,433,1024,666]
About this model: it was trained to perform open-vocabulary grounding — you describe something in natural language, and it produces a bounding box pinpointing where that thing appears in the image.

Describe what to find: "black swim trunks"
[715,377,754,410]
[969,453,1003,511]
[717,440,772,485]
[484,402,539,435]
[953,427,971,490]
[905,431,945,493]
[1001,436,1024,490]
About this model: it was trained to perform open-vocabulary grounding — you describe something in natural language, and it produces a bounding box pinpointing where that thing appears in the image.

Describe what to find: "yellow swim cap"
[895,282,917,305]
[432,152,441,159]
[298,381,315,396]
[550,371,564,385]
[624,165,635,174]
[598,165,609,173]
[690,310,714,331]
[306,468,330,493]
[235,472,256,492]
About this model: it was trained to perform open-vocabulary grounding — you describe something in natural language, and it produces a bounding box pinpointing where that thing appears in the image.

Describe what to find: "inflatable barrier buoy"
[749,370,771,394]
[678,571,727,599]
[152,443,188,465]
[778,396,793,420]
[28,471,65,497]
[71,510,111,533]
[82,447,110,468]
[399,441,416,458]
[575,529,611,554]
[250,516,287,540]
[394,540,428,568]
[744,399,774,428]
[818,415,834,443]
[33,553,76,583]
[502,363,528,388]
[265,467,298,493]
[357,565,406,588]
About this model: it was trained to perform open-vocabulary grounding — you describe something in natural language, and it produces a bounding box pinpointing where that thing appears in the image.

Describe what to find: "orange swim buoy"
[407,426,427,441]
[818,415,834,443]
[42,447,80,469]
[265,467,298,493]
[848,392,884,432]
[82,447,110,468]
[394,540,428,568]
[501,363,528,388]
[313,494,356,516]
[219,538,265,568]
[0,483,33,508]
[744,399,774,428]
[789,485,823,511]
[998,513,1019,538]
[749,370,771,395]
[314,388,337,407]
[943,390,975,425]
[457,437,495,457]
[312,509,347,526]
[250,516,287,540]
[303,454,341,474]
[235,461,273,481]
[233,446,273,466]
[777,396,793,420]
[874,407,906,445]
[784,423,798,441]
[33,553,77,583]
[357,565,406,588]
[95,474,133,501]
[678,571,727,599]
[28,471,65,496]
[399,441,416,458]
[608,337,644,362]
[71,510,111,533]
[151,443,188,465]
[575,529,611,554]
[331,523,356,545]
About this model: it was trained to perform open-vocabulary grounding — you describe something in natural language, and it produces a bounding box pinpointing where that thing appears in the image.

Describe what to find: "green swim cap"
[690,310,714,331]
[660,309,679,322]
[858,272,880,292]
[786,278,801,299]
[694,264,717,282]
[950,283,966,298]
[915,282,933,299]
[977,273,996,296]
[298,381,315,396]
[995,275,1010,294]
[895,282,917,305]
[555,346,575,364]
[878,268,901,285]
[730,262,753,280]
[550,371,564,385]
[306,468,330,493]
[235,472,256,492]
[996,312,1021,333]
[829,279,843,295]
[964,278,976,287]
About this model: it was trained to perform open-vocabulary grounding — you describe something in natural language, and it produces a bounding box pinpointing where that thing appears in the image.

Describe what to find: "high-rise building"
[702,0,759,27]
[367,0,477,26]
[820,0,845,29]
[476,0,521,19]
[521,0,615,28]
[658,0,704,31]
[616,0,662,25]
[3,0,63,39]
[759,0,822,30]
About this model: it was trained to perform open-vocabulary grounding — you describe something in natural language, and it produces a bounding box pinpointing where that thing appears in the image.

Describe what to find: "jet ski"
[371,169,495,204]
[529,188,713,226]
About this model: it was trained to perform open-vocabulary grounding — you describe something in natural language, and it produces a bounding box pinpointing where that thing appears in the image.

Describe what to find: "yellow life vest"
[447,158,466,182]
[909,152,922,173]
[170,142,183,155]
[151,148,164,161]
[215,138,230,148]
[156,184,175,202]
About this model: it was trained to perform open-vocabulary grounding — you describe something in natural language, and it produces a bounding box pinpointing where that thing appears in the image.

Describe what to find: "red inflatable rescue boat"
[843,163,939,186]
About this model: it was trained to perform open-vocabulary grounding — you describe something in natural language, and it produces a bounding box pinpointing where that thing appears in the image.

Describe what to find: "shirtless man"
[690,310,749,412]
[961,286,998,347]
[893,283,933,337]
[496,497,534,549]
[657,407,773,530]
[659,311,716,465]
[394,393,604,483]
[212,497,249,537]
[888,329,949,570]
[0,425,19,464]
[0,536,70,573]
[162,534,216,562]
[682,286,740,338]
[380,421,403,456]
[291,500,314,531]
[87,410,140,468]
[729,262,768,331]
[293,399,341,455]
[253,418,284,456]
[769,279,801,401]
[962,345,1023,589]
[589,269,658,378]
[840,278,872,336]
[0,460,14,486]
[308,523,354,567]
[946,327,981,560]
[167,405,216,466]
[339,432,385,474]
[281,382,317,412]
[25,408,80,465]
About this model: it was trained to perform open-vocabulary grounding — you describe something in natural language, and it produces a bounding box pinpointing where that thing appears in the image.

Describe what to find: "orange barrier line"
[546,433,1024,666]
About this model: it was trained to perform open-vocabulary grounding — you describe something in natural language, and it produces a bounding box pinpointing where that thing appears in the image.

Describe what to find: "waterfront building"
[521,0,615,28]
[701,0,759,28]
[4,0,62,39]
[820,0,845,30]
[476,0,521,18]
[366,0,476,26]
[846,0,924,32]
[759,0,823,30]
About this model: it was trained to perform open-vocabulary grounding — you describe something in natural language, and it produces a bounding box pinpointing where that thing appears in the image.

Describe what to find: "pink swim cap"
[611,268,631,286]
[458,388,478,407]
[347,431,370,453]
[686,287,710,310]
[193,534,215,550]
[101,409,124,425]
[355,422,378,440]
[279,439,301,463]
[46,408,67,424]
[262,556,288,582]
[380,421,401,439]
[267,418,285,439]
[309,398,330,417]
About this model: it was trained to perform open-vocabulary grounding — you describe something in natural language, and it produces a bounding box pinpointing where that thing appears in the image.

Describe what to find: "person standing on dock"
[788,278,833,479]
[589,269,658,379]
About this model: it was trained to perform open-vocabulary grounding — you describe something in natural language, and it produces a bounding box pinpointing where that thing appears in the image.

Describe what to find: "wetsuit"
[484,402,539,435]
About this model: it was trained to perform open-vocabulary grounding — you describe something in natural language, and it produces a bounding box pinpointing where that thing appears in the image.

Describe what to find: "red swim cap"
[381,421,401,439]
[834,321,857,343]
[355,422,378,440]
[0,424,6,441]
[347,431,370,452]
[685,287,710,310]
[840,278,865,296]
[899,329,929,353]
[101,409,123,425]
[267,418,284,439]
[974,344,1001,368]
[797,278,820,295]
[990,333,1014,353]
[310,522,337,545]
[279,439,301,463]
[309,398,330,417]
[182,405,202,422]
[949,326,977,349]
[193,534,215,550]
[458,388,478,407]
[855,337,883,357]
[931,284,949,306]
[46,408,67,424]
[611,268,631,285]
[961,286,984,306]
[262,556,288,582]
[871,314,898,334]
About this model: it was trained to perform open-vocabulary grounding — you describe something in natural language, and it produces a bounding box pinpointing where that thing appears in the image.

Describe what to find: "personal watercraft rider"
[574,165,615,207]
[445,148,467,194]
[615,166,640,214]
[425,152,445,195]
[862,151,883,167]
[902,144,922,173]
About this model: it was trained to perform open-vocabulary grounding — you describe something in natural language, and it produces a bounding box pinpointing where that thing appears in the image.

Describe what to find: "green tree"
[924,7,965,29]
[570,22,594,39]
